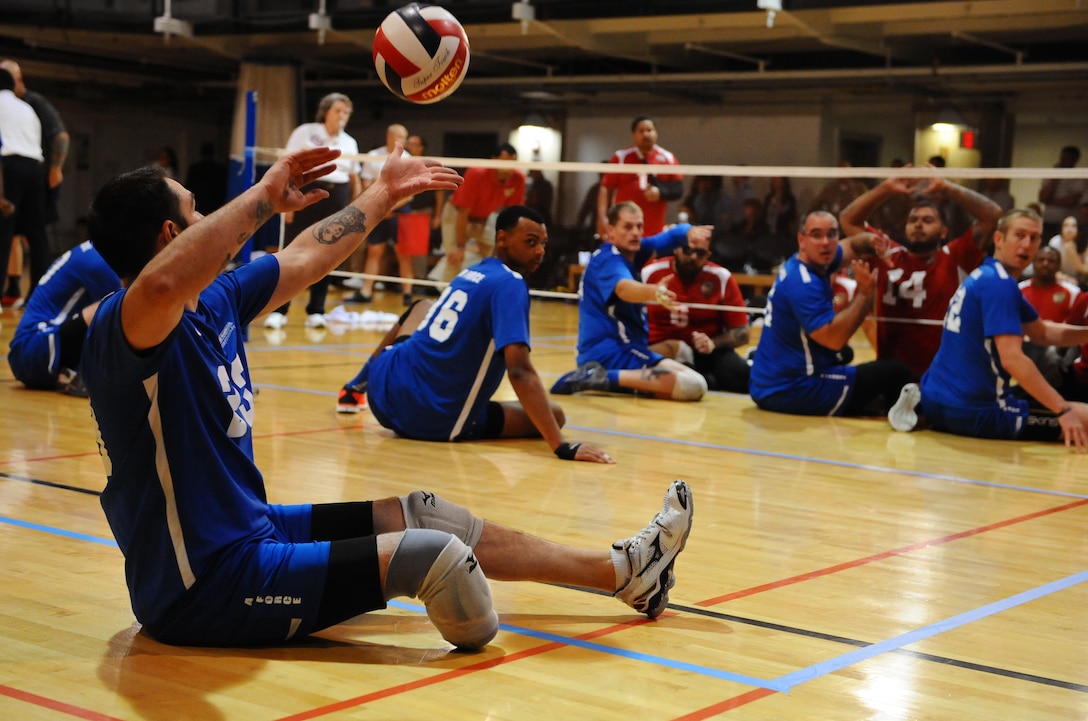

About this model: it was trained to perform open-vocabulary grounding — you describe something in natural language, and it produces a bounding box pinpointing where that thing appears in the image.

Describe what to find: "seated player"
[7,240,120,396]
[551,201,711,401]
[338,205,612,463]
[639,230,750,393]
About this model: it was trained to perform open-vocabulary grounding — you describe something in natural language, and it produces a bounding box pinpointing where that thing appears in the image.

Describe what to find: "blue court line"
[0,515,118,547]
[772,568,1088,692]
[386,600,788,691]
[5,512,1083,694]
[567,424,1088,500]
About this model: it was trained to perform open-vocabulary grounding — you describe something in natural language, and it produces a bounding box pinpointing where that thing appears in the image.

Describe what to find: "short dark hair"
[631,115,655,132]
[87,166,184,281]
[496,205,544,233]
[1061,145,1081,162]
[910,200,947,227]
[494,143,517,158]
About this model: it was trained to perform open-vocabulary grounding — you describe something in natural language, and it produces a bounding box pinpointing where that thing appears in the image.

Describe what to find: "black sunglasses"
[679,247,710,259]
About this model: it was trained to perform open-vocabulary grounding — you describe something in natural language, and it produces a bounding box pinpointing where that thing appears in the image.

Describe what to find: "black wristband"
[1058,405,1073,417]
[554,442,581,460]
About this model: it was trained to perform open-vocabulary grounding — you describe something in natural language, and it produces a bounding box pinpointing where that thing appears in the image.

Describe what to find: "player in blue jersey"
[7,239,120,395]
[80,145,693,650]
[337,205,613,463]
[891,209,1088,450]
[550,201,711,401]
[749,210,914,417]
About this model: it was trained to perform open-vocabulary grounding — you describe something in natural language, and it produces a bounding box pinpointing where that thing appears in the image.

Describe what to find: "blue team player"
[80,145,693,650]
[7,240,120,395]
[338,205,614,464]
[550,200,711,401]
[749,210,913,417]
[891,209,1088,450]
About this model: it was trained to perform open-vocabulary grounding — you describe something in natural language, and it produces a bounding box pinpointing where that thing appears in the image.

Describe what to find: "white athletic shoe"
[304,313,327,329]
[613,480,693,619]
[263,311,287,330]
[342,277,364,289]
[888,382,921,432]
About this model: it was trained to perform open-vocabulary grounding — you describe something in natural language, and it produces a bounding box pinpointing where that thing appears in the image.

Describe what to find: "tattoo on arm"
[253,198,275,232]
[311,206,368,245]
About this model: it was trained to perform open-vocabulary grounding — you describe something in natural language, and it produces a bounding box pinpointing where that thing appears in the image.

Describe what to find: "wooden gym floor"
[1,286,1086,720]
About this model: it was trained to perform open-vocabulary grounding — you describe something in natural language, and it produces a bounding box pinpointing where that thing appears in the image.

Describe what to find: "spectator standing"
[0,67,47,307]
[1,59,68,307]
[430,143,525,283]
[263,92,362,331]
[353,123,409,304]
[596,115,682,238]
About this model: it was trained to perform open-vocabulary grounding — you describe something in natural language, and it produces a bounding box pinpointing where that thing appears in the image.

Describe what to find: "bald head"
[0,60,24,95]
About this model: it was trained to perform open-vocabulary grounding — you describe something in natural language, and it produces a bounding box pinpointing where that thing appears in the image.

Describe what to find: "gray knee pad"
[386,529,498,650]
[671,367,708,401]
[400,491,484,547]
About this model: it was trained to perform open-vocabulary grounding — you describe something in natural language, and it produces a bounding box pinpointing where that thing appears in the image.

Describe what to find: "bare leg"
[616,360,684,399]
[396,251,416,297]
[371,497,614,592]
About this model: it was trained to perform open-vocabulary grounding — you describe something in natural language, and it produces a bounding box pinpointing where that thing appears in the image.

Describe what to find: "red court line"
[670,687,779,720]
[697,497,1088,607]
[272,616,659,721]
[0,684,125,721]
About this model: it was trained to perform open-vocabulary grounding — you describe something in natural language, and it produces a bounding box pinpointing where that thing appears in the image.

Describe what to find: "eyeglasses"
[679,247,710,259]
[804,228,840,241]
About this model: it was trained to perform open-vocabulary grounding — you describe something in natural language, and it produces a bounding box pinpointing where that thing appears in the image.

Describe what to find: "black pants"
[0,155,49,298]
[843,358,914,416]
[274,181,352,316]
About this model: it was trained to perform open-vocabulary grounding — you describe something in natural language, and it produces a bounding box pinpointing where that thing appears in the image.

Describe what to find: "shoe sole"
[336,403,365,414]
[889,383,921,432]
[639,480,694,619]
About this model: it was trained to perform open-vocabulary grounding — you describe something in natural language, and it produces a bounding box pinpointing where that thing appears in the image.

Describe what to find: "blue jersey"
[922,257,1039,412]
[749,247,845,402]
[8,241,120,386]
[82,256,279,629]
[576,224,690,366]
[368,256,531,441]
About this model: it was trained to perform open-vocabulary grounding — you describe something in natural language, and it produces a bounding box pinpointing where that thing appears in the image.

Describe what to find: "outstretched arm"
[924,175,1002,249]
[267,143,462,313]
[122,146,343,351]
[840,174,918,235]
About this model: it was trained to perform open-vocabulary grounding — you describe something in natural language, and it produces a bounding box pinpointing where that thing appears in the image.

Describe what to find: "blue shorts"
[754,366,858,416]
[921,395,1028,440]
[147,504,385,646]
[7,328,60,389]
[580,342,664,371]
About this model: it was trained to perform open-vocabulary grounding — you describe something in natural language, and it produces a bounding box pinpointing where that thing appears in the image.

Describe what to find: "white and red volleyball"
[373,3,470,104]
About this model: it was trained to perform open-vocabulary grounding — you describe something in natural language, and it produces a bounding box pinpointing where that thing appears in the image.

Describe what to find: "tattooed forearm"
[311,206,368,245]
[253,198,275,234]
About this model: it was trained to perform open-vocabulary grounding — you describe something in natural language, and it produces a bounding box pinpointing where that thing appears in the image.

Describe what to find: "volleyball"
[373,3,470,104]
